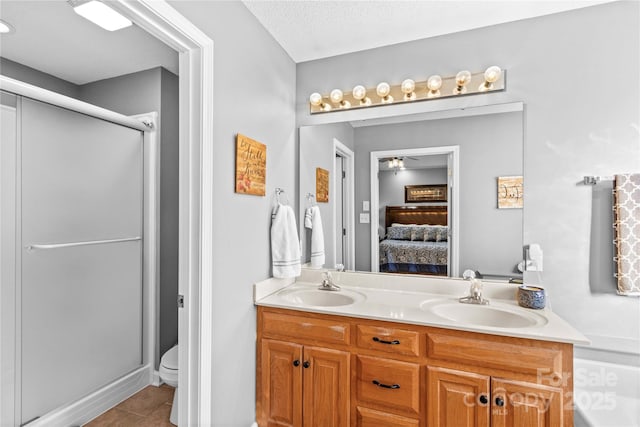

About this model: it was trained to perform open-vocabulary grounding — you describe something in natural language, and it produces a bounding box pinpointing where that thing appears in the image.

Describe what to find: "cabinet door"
[491,378,563,427]
[302,346,350,427]
[260,339,303,427]
[427,366,490,427]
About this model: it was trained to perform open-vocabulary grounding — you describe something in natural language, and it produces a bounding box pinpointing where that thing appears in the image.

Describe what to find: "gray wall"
[297,1,640,359]
[355,113,523,275]
[168,2,297,424]
[80,68,179,370]
[378,167,448,232]
[299,123,355,268]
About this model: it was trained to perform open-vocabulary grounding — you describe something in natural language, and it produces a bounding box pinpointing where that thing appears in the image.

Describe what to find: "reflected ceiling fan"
[379,156,419,174]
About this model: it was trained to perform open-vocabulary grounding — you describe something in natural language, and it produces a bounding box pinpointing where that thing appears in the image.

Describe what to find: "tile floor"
[84,384,175,426]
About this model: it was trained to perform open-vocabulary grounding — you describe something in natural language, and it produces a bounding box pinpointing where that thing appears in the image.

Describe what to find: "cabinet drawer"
[261,310,350,346]
[427,332,564,380]
[356,325,421,357]
[355,355,421,417]
[356,407,419,427]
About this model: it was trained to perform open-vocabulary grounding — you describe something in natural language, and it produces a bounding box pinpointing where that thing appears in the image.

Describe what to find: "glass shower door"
[20,98,144,424]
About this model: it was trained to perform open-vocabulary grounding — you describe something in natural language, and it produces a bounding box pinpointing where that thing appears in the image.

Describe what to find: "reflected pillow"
[386,226,412,240]
[410,227,425,241]
[422,226,438,242]
[435,225,448,242]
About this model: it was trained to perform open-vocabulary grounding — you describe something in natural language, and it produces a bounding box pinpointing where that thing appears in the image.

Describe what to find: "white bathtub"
[574,358,640,427]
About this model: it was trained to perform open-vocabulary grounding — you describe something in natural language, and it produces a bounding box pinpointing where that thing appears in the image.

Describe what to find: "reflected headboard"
[385,205,448,228]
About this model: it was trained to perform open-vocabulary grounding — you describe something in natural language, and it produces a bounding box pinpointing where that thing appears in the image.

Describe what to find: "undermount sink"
[420,299,548,328]
[278,287,365,307]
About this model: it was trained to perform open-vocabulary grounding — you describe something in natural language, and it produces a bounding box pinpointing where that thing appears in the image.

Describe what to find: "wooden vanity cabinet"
[257,310,351,427]
[427,367,563,427]
[256,306,574,427]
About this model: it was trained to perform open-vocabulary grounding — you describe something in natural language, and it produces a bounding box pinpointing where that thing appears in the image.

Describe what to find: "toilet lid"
[161,345,179,370]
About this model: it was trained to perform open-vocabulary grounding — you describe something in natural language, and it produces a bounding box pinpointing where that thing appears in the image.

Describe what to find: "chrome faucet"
[459,269,489,305]
[319,271,341,291]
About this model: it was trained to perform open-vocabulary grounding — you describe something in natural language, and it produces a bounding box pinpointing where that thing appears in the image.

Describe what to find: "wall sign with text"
[497,175,523,209]
[316,168,329,203]
[235,133,266,196]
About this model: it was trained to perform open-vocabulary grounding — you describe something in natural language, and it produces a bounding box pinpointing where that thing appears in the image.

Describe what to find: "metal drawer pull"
[26,236,141,251]
[372,380,400,389]
[372,337,400,345]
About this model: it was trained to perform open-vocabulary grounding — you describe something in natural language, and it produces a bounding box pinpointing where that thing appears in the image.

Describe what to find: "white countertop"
[254,269,590,345]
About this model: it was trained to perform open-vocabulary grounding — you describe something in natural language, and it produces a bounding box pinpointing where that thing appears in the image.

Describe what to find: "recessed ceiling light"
[0,19,15,34]
[72,0,132,32]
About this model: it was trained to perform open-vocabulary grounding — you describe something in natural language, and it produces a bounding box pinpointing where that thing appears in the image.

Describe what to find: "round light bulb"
[401,79,415,94]
[330,89,343,103]
[376,82,391,98]
[427,75,443,91]
[309,92,323,107]
[484,66,501,83]
[401,79,416,101]
[352,85,366,100]
[455,70,472,86]
[453,70,472,94]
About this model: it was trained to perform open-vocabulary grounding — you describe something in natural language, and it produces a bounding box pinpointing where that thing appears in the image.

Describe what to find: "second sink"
[278,287,365,307]
[420,299,548,328]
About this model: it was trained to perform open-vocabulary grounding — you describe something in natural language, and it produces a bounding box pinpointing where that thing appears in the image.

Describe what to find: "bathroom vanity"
[254,270,588,427]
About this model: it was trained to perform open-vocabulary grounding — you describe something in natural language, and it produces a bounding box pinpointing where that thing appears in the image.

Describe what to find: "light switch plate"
[363,201,370,211]
[359,213,370,224]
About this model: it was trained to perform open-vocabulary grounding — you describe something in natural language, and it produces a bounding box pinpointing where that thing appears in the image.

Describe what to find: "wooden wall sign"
[235,134,266,196]
[497,175,523,209]
[405,184,448,203]
[316,167,329,203]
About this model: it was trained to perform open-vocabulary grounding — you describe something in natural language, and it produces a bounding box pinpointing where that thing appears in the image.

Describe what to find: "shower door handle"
[26,236,141,251]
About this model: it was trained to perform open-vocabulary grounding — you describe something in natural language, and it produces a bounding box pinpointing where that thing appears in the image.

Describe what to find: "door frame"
[110,2,214,425]
[370,146,460,276]
[333,139,355,270]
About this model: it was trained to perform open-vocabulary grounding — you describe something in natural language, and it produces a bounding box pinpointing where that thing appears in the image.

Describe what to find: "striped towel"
[271,203,301,278]
[613,173,640,296]
[304,206,325,268]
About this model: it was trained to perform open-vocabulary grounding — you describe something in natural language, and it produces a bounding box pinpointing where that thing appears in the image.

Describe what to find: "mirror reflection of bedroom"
[299,105,524,282]
[370,109,524,281]
[377,153,451,276]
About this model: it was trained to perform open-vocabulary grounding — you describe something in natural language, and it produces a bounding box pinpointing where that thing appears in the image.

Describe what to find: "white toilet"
[160,344,179,425]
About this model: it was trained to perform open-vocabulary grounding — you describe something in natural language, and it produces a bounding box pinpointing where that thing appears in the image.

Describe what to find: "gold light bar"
[309,66,505,114]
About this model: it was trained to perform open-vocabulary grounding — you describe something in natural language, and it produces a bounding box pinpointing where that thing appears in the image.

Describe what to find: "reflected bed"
[380,206,448,276]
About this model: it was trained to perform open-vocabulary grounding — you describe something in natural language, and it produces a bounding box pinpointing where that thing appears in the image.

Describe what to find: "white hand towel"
[304,206,325,269]
[271,204,301,278]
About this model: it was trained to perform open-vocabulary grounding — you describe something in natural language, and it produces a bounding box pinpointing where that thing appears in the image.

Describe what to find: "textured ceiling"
[242,0,614,63]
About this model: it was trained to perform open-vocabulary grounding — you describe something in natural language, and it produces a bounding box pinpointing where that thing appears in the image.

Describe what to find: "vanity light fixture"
[479,66,502,92]
[453,70,472,94]
[329,89,351,109]
[426,75,443,98]
[0,19,15,34]
[401,79,416,101]
[309,65,506,114]
[70,0,133,31]
[352,85,372,106]
[309,92,332,111]
[376,82,393,104]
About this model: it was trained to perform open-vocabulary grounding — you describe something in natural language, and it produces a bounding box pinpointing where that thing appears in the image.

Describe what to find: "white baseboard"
[152,369,162,387]
[26,365,152,427]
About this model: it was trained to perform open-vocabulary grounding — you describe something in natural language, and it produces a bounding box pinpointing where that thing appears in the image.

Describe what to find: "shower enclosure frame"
[1,77,156,426]
[1,0,214,425]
